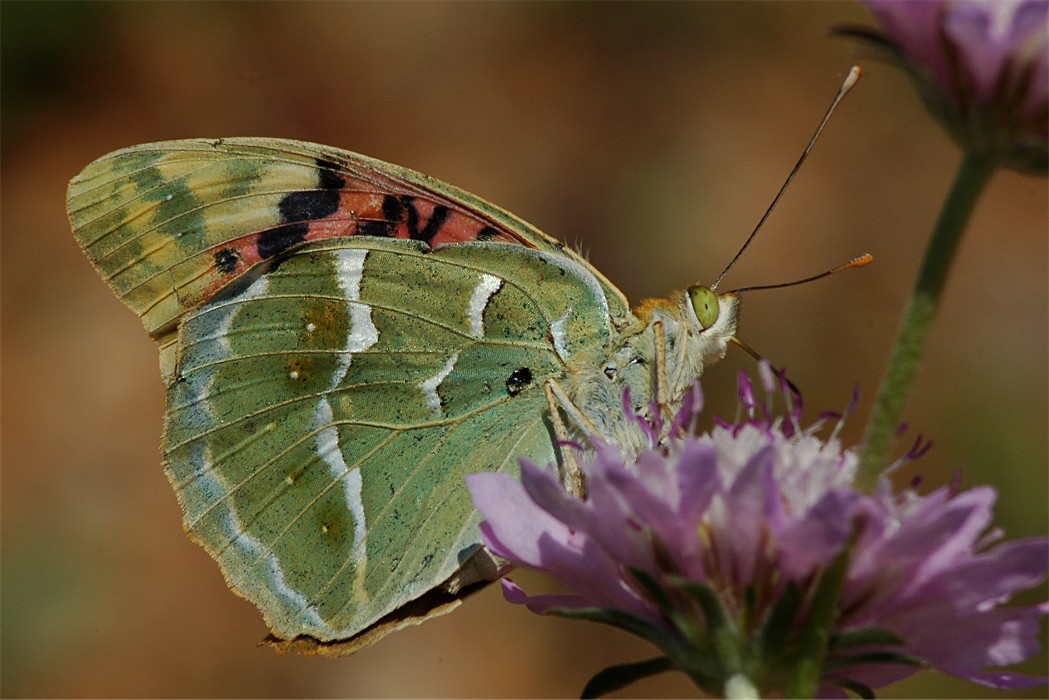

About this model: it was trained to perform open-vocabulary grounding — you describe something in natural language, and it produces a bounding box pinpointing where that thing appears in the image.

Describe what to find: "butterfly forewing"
[67,139,630,366]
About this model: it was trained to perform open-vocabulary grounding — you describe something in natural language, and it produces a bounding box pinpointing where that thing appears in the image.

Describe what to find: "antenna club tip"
[851,253,874,268]
[842,65,863,92]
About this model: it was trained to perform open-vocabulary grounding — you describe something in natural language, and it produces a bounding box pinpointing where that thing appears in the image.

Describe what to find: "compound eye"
[687,285,720,329]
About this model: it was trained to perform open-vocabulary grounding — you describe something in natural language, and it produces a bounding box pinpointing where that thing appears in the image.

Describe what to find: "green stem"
[858,151,995,488]
[784,534,855,698]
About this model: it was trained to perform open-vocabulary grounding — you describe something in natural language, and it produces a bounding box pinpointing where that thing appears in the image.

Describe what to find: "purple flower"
[843,0,1048,172]
[467,368,1048,698]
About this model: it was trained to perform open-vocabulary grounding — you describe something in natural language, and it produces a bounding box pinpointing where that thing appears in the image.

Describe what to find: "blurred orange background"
[2,2,1045,698]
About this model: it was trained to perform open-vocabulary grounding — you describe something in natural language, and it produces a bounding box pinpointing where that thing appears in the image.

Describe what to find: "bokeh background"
[3,2,1046,697]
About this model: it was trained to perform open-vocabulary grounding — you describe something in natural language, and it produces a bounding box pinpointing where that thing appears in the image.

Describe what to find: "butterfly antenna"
[727,253,872,294]
[711,65,862,291]
[727,250,872,394]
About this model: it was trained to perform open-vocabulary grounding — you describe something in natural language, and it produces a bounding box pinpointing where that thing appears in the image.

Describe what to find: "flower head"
[467,366,1048,697]
[842,0,1048,172]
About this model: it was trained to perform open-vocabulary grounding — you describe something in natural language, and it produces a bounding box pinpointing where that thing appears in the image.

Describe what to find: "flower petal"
[468,470,575,568]
[776,488,860,581]
[500,578,594,614]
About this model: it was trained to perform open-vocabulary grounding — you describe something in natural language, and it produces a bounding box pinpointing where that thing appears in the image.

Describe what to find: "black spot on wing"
[395,195,449,243]
[359,193,450,242]
[260,158,347,260]
[383,194,406,226]
[412,204,449,242]
[506,367,533,396]
[476,226,501,241]
[277,187,339,222]
[214,247,239,274]
[403,197,420,238]
[358,220,393,237]
[258,222,308,259]
[358,194,402,237]
[316,158,345,190]
[276,158,345,223]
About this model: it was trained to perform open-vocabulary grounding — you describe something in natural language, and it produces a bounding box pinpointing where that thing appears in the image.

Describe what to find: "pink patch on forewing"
[192,187,526,304]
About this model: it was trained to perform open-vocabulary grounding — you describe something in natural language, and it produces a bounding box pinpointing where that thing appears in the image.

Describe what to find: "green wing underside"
[164,237,615,641]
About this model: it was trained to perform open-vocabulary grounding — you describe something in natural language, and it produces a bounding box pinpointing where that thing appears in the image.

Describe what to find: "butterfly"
[67,138,740,655]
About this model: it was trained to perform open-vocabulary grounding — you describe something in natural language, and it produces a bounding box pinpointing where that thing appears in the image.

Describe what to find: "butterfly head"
[677,284,741,379]
[626,286,741,405]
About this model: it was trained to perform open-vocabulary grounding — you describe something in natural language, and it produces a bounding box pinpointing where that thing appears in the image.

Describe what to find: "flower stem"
[858,151,995,488]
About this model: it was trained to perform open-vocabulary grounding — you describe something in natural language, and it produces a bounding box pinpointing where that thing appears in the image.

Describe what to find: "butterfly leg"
[543,379,596,498]
[653,319,669,407]
[443,546,513,594]
[652,320,677,425]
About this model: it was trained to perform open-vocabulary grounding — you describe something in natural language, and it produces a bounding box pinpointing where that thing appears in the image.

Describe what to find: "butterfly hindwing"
[165,237,617,640]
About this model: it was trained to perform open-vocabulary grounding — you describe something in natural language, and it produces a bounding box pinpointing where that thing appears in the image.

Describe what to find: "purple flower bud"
[844,0,1048,172]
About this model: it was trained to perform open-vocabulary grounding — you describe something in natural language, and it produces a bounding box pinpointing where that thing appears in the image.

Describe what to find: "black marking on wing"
[316,158,345,190]
[505,367,533,396]
[359,194,401,237]
[259,157,346,260]
[214,247,239,274]
[405,199,450,243]
[277,159,344,222]
[258,223,308,260]
[363,194,453,243]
